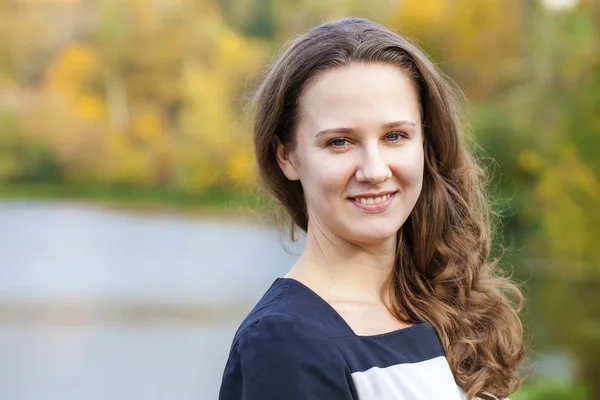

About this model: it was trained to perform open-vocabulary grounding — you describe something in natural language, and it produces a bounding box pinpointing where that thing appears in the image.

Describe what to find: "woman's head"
[253,18,466,243]
[252,18,526,400]
[275,62,424,248]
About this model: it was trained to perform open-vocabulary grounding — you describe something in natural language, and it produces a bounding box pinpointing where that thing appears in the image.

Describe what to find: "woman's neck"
[285,226,397,305]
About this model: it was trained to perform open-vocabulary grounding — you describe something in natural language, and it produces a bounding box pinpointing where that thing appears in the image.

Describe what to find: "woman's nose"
[355,146,392,184]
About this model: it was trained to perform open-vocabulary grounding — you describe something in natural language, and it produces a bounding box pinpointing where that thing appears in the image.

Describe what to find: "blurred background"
[0,0,598,399]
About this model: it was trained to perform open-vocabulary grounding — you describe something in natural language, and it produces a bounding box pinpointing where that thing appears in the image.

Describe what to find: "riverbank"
[0,184,267,220]
[0,299,251,326]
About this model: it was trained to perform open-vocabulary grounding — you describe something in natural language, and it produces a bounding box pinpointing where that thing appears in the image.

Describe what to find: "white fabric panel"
[351,356,466,400]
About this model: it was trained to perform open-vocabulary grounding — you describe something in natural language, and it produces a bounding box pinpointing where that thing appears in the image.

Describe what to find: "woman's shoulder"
[236,311,331,353]
[230,278,337,350]
[219,280,355,400]
[226,305,348,380]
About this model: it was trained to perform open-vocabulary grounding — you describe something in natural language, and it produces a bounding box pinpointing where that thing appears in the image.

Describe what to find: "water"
[0,322,240,400]
[0,202,302,400]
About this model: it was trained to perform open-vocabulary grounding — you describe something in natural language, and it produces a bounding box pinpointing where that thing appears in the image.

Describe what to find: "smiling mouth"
[347,191,398,212]
[350,193,394,205]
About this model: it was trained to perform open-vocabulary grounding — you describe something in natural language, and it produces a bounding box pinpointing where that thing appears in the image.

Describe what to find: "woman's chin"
[344,228,399,248]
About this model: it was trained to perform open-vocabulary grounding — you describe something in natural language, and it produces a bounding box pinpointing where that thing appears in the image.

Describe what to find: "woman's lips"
[349,192,396,213]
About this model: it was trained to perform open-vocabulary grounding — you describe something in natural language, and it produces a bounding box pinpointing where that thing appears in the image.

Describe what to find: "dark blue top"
[218,278,467,400]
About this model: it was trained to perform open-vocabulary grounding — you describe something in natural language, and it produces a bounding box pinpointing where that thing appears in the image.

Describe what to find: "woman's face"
[277,62,424,248]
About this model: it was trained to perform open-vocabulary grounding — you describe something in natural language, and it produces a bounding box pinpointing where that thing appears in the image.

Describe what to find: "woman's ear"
[275,138,300,181]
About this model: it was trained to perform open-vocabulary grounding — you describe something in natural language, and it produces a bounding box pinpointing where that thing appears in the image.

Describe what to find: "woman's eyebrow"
[382,120,418,129]
[315,127,356,138]
[315,120,418,138]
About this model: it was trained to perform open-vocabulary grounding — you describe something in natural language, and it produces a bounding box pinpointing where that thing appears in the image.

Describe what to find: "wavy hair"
[251,18,526,399]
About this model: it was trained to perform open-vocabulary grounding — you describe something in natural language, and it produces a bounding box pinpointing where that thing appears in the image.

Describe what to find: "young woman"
[219,18,526,400]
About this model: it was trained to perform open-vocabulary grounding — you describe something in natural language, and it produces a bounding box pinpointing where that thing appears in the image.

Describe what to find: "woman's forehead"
[297,63,422,133]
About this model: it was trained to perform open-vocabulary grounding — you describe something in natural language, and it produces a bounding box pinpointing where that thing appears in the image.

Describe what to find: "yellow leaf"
[46,43,98,96]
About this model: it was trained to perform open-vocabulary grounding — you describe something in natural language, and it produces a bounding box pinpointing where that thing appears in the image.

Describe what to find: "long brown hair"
[252,18,526,399]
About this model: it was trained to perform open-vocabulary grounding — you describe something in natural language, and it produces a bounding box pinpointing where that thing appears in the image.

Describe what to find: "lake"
[0,202,303,400]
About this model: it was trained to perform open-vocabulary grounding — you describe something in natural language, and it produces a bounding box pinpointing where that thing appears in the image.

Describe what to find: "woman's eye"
[328,138,350,147]
[386,132,407,142]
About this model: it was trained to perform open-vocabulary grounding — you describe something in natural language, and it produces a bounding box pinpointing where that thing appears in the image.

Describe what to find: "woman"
[219,18,526,400]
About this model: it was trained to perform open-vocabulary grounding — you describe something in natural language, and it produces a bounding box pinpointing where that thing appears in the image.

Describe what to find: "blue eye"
[328,138,350,147]
[386,132,407,142]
